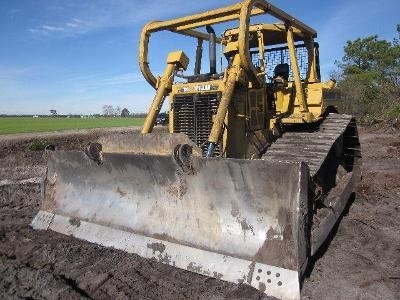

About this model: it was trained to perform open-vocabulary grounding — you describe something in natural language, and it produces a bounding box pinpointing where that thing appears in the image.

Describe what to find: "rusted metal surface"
[97,132,202,156]
[33,144,310,299]
[40,152,309,267]
[32,210,301,299]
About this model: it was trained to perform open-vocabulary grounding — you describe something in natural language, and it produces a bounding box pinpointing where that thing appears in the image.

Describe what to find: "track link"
[263,113,360,176]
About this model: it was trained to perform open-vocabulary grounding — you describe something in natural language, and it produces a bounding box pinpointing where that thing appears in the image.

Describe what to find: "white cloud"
[67,18,84,28]
[29,18,91,37]
[27,0,224,39]
[65,72,146,88]
[41,25,65,32]
[27,1,141,38]
[98,73,144,85]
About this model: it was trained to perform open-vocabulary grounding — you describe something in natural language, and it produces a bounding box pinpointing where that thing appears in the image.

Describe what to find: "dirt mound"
[301,131,400,299]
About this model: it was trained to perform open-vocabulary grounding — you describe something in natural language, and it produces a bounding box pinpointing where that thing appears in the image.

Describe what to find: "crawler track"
[263,113,361,176]
[263,113,362,255]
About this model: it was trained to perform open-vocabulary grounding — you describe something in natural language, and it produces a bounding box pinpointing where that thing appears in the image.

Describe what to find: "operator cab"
[222,23,321,115]
[223,23,320,85]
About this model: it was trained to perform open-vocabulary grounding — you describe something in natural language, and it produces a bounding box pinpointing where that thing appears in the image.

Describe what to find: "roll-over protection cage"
[139,0,317,91]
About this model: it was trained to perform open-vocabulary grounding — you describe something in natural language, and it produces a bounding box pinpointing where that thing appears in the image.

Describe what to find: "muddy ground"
[0,127,399,299]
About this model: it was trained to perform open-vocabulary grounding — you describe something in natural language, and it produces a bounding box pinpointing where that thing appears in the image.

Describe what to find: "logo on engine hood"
[177,84,219,93]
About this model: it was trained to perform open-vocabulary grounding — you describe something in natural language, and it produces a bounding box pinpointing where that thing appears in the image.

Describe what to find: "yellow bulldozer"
[31,1,361,299]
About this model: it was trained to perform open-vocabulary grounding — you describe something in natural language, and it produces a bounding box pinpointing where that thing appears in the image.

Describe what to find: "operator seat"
[273,63,289,81]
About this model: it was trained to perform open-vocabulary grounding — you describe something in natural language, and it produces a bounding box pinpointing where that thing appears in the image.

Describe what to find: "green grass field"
[0,117,145,134]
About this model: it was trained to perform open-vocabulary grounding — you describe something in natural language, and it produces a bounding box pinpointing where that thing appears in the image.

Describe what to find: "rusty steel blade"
[32,150,310,300]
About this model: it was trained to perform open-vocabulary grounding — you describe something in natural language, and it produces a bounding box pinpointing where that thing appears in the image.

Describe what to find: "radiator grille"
[173,93,221,157]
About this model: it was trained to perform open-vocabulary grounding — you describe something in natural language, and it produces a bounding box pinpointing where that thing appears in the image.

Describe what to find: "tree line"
[102,105,131,117]
[99,105,147,117]
[334,24,400,124]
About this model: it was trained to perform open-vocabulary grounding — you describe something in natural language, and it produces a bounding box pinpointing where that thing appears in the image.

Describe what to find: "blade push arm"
[142,51,189,134]
[206,53,243,157]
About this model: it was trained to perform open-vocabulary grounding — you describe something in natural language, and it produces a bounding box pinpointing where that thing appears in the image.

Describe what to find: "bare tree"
[115,106,122,117]
[103,105,128,117]
[102,105,114,116]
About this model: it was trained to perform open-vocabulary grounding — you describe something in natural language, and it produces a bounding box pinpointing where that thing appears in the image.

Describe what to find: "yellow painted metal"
[142,51,188,134]
[141,63,175,133]
[139,0,317,90]
[321,80,342,112]
[145,3,244,32]
[173,8,265,32]
[140,0,316,34]
[257,30,265,72]
[287,26,308,113]
[208,54,243,143]
[139,21,157,89]
[166,51,189,69]
[167,77,271,159]
[305,37,319,83]
[178,29,223,42]
[169,78,225,135]
[140,0,341,153]
[324,80,336,89]
[224,42,239,55]
[275,87,292,116]
[273,82,324,122]
[224,23,306,45]
[237,0,263,89]
[281,113,316,124]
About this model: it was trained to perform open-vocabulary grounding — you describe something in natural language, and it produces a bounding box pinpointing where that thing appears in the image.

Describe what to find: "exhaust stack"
[194,38,203,75]
[206,25,216,74]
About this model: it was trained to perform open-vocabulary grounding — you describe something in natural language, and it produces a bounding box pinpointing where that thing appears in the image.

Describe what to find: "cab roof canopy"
[144,1,317,42]
[224,23,308,48]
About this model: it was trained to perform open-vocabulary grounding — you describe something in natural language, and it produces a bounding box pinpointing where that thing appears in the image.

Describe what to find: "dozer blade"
[31,135,310,300]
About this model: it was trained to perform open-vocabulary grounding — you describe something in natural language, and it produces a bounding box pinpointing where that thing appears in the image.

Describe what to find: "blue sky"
[1,0,398,115]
